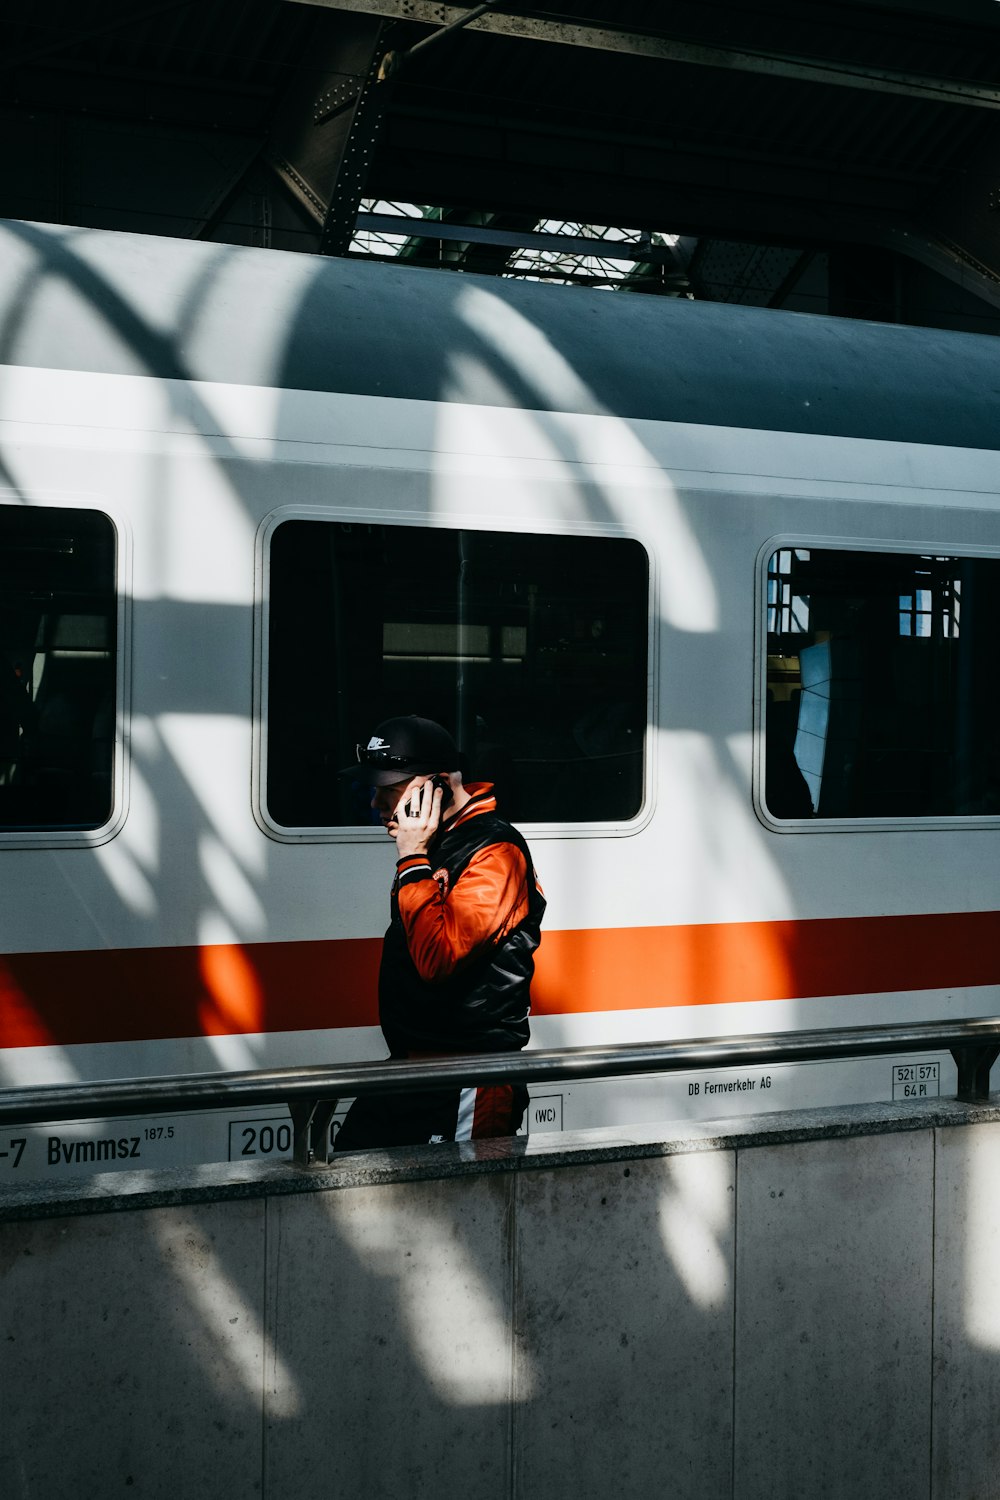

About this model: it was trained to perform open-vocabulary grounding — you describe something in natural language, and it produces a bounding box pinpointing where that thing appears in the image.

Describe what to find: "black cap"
[346,715,460,786]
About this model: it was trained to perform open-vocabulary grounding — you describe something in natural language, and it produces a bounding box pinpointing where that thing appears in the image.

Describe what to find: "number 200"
[240,1123,292,1156]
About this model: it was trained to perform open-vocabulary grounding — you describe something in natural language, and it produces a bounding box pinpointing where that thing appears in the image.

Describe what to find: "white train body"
[0,219,997,1173]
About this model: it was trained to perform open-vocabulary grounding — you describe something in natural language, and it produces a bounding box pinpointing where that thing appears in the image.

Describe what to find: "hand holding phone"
[409,775,449,816]
[396,775,448,856]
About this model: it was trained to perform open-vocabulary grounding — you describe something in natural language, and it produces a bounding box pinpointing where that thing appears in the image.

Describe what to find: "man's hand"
[393,777,444,859]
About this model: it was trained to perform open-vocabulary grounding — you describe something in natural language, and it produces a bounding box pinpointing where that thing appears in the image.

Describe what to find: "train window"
[0,507,117,831]
[764,547,1000,820]
[266,521,648,826]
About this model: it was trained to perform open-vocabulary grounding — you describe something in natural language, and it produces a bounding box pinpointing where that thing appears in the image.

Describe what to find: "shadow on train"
[0,219,993,1489]
[0,214,780,1071]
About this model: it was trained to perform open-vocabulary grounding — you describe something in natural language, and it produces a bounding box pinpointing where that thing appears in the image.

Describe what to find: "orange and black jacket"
[378,785,546,1056]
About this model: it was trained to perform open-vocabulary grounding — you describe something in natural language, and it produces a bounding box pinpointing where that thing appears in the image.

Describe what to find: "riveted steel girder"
[263,9,398,252]
[287,0,1000,111]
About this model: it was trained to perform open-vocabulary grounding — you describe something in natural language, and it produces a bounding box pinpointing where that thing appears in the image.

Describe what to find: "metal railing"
[1,1017,998,1167]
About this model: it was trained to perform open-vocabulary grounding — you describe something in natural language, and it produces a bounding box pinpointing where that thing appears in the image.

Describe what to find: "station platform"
[3,1094,999,1498]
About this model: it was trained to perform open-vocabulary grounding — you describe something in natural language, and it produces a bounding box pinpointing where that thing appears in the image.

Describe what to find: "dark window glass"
[765,547,1000,819]
[267,521,648,826]
[0,507,117,831]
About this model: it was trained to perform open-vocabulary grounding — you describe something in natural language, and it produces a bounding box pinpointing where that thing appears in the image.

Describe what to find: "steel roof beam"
[286,0,1000,110]
[316,25,396,254]
[255,11,401,253]
[354,211,684,264]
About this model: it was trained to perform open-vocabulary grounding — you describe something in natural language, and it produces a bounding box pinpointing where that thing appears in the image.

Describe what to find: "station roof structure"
[4,0,1000,328]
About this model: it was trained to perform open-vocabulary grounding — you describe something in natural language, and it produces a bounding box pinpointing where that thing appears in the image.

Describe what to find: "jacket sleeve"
[395,842,531,982]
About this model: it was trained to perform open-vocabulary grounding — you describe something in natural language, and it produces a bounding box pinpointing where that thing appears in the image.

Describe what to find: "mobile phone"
[408,775,450,817]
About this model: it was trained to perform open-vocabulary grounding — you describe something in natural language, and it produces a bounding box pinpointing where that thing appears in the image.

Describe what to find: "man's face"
[371,774,427,837]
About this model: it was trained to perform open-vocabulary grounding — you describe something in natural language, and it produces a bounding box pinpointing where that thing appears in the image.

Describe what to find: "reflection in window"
[767,548,811,634]
[899,571,960,639]
[266,522,648,826]
[0,507,117,830]
[765,548,1000,819]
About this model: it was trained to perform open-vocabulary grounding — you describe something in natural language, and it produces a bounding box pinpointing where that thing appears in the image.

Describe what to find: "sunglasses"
[354,744,415,768]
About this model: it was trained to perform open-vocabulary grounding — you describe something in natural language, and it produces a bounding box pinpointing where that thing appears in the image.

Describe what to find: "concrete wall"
[2,1101,1000,1498]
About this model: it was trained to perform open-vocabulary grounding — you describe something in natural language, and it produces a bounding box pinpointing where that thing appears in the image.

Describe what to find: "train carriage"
[0,216,998,1174]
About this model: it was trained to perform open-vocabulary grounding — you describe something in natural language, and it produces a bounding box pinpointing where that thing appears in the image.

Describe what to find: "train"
[0,215,998,1177]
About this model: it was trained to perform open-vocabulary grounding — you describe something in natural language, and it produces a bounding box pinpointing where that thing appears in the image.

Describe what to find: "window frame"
[0,494,130,850]
[754,533,1000,834]
[253,505,656,843]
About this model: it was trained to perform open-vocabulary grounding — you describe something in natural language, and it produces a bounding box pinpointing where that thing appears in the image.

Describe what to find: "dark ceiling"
[6,0,1000,328]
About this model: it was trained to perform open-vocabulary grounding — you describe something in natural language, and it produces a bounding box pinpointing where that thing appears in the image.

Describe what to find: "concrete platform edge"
[3,1093,999,1222]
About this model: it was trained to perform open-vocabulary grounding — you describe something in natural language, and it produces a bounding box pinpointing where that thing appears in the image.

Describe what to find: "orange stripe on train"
[1,911,998,1050]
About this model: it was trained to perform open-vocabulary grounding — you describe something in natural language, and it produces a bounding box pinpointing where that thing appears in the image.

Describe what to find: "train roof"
[1,217,999,451]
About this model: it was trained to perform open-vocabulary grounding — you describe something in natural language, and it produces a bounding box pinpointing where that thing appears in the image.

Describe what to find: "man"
[335,714,545,1151]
